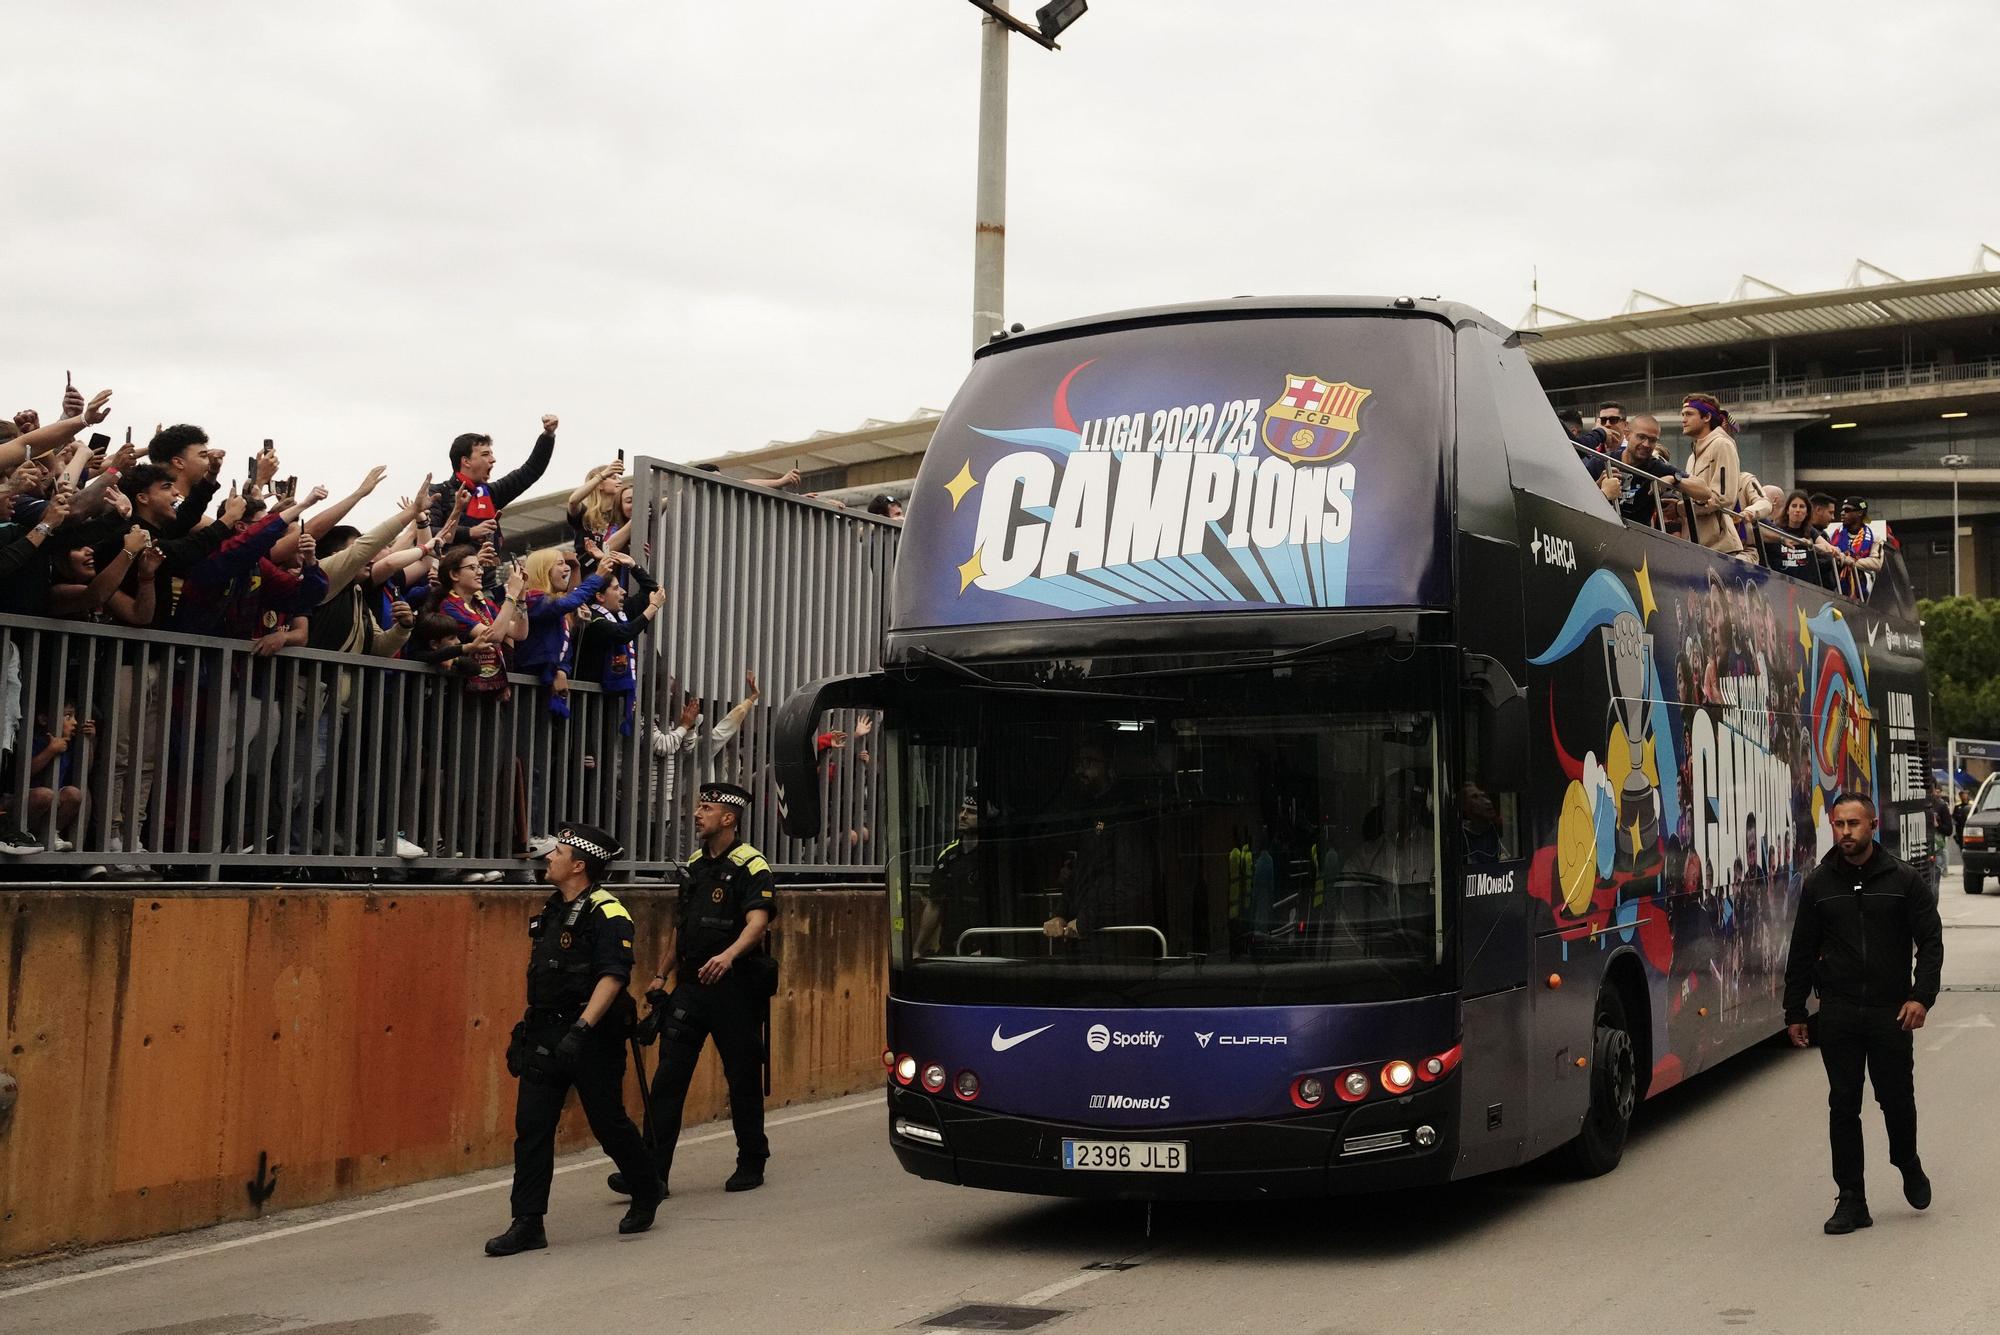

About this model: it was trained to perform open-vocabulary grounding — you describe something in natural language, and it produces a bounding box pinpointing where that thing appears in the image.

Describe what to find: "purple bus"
[775,297,1932,1198]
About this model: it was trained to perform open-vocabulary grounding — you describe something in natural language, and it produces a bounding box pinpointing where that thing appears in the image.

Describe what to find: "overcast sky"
[7,1,1997,525]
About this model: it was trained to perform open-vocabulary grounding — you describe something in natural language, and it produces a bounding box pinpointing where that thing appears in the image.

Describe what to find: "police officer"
[610,781,776,1198]
[486,822,663,1256]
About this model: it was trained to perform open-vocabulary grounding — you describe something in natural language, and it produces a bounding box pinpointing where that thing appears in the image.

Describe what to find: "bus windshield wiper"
[1089,624,1405,682]
[905,644,1165,702]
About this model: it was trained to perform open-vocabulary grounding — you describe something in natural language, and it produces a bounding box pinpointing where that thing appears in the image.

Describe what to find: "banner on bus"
[892,316,1451,631]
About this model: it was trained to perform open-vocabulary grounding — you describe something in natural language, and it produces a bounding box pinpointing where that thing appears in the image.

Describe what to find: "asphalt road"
[6,874,1999,1335]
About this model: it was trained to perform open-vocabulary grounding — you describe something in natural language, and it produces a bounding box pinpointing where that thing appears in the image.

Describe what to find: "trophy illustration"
[1602,612,1660,866]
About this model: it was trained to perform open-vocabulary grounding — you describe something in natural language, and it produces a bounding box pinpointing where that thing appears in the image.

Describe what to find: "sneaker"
[461,869,491,885]
[51,835,75,852]
[83,864,111,879]
[525,834,558,858]
[0,830,40,856]
[724,1164,765,1193]
[483,1215,548,1257]
[1823,1197,1873,1234]
[392,835,425,860]
[1900,1161,1932,1210]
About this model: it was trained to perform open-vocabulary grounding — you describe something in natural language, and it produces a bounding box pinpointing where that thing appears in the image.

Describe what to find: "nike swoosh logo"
[990,1023,1055,1052]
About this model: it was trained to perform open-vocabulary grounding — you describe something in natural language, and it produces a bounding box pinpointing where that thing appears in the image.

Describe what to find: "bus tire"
[1561,986,1637,1179]
[1966,870,1985,895]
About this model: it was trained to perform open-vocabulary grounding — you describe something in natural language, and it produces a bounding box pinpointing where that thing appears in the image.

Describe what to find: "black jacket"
[1782,842,1943,1023]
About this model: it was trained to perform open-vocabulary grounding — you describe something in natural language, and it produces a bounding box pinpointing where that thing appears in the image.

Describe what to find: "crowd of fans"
[1567,393,1891,600]
[0,381,898,881]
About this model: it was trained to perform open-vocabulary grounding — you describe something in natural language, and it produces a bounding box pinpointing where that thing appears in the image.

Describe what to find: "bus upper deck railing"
[1580,443,1876,599]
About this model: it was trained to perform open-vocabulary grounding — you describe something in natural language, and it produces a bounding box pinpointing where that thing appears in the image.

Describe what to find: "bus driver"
[1042,732,1158,941]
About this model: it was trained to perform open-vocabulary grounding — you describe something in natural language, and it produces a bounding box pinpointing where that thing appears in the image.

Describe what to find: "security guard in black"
[640,781,776,1193]
[485,822,662,1257]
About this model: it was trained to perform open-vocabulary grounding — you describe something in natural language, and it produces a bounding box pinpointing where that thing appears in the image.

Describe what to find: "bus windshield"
[885,656,1457,1008]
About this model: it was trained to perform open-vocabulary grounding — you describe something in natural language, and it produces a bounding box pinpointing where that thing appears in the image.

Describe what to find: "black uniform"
[507,883,660,1219]
[1782,841,1943,1204]
[646,838,777,1183]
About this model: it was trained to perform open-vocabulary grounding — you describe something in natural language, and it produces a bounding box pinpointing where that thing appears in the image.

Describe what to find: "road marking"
[0,1093,879,1301]
[1017,1250,1159,1306]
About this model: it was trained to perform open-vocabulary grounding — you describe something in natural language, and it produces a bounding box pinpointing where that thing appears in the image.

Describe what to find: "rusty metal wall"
[0,886,888,1262]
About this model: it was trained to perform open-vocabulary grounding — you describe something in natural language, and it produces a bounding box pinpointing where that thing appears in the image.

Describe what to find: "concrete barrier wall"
[0,886,887,1262]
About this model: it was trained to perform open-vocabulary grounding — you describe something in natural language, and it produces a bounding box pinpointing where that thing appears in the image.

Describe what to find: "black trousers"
[1816,1001,1919,1200]
[646,977,769,1182]
[509,1018,658,1219]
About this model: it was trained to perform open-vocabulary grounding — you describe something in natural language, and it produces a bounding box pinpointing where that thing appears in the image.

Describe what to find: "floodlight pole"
[1942,452,1971,597]
[972,3,1010,351]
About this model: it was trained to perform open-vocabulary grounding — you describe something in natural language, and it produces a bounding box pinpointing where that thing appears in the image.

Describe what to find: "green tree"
[1918,597,2000,743]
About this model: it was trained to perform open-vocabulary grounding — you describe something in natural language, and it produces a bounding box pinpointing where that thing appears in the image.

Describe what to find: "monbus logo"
[1465,870,1517,898]
[1088,1093,1173,1110]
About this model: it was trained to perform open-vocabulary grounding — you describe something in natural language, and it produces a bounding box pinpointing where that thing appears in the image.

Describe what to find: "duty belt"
[526,1003,584,1024]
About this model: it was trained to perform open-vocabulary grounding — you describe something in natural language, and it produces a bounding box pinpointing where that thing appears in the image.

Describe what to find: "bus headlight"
[954,1069,981,1101]
[1380,1060,1415,1094]
[921,1063,948,1093]
[1290,1075,1326,1109]
[894,1054,917,1085]
[1339,1069,1370,1102]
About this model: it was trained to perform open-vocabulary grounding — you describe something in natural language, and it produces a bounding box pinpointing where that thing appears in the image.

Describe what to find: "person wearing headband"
[1679,393,1747,558]
[486,820,661,1256]
[612,780,778,1200]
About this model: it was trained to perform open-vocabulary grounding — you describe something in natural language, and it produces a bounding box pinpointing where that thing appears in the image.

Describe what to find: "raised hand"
[646,587,665,612]
[505,564,526,601]
[478,541,498,569]
[63,380,85,419]
[357,464,388,496]
[855,712,874,739]
[303,483,329,506]
[402,474,434,520]
[255,446,281,486]
[219,490,249,526]
[467,519,497,542]
[136,544,164,577]
[389,598,415,627]
[677,695,701,729]
[121,525,150,556]
[744,669,760,700]
[203,447,227,479]
[11,409,37,433]
[82,389,113,425]
[109,441,139,473]
[296,530,318,565]
[541,414,559,434]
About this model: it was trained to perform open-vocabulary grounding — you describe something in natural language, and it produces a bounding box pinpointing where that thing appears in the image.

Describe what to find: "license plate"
[1061,1139,1188,1173]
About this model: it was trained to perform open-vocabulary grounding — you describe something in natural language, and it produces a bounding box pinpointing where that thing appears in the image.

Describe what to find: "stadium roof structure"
[1523,267,2000,366]
[697,409,943,477]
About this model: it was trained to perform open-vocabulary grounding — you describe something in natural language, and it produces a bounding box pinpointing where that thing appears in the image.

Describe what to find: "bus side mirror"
[1462,654,1528,794]
[772,672,892,840]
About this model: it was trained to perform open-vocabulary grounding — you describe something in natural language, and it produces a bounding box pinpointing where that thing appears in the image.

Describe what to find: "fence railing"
[0,463,898,883]
[1550,356,2000,419]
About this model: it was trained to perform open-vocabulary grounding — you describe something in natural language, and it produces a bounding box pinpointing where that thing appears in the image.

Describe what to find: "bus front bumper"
[885,1081,1459,1200]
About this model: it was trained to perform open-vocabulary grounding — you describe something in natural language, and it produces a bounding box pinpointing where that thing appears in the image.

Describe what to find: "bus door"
[1452,530,1534,1176]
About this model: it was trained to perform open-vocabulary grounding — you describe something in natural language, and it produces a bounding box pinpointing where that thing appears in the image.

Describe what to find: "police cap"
[552,821,622,865]
[696,782,752,812]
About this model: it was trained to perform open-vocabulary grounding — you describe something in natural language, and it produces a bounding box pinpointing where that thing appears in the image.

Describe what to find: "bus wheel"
[1562,986,1637,1178]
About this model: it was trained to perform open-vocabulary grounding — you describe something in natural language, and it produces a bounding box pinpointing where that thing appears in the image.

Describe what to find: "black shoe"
[484,1216,548,1256]
[724,1164,765,1193]
[618,1195,661,1235]
[1823,1198,1874,1235]
[1900,1161,1932,1210]
[607,1171,669,1199]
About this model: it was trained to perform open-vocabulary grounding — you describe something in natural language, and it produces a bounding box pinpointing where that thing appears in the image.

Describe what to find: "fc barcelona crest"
[1261,373,1371,465]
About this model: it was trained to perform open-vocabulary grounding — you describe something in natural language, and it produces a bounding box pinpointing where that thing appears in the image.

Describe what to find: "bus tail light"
[894,1054,917,1086]
[954,1069,981,1102]
[1337,1069,1370,1102]
[1290,1075,1326,1109]
[1417,1044,1463,1083]
[921,1063,948,1093]
[1380,1059,1415,1094]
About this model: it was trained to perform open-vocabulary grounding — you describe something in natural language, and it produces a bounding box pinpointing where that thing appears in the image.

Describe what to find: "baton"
[629,1029,656,1153]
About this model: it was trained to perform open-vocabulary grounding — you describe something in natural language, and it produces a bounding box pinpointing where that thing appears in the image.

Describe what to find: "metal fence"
[0,463,898,883]
[1550,355,2000,418]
